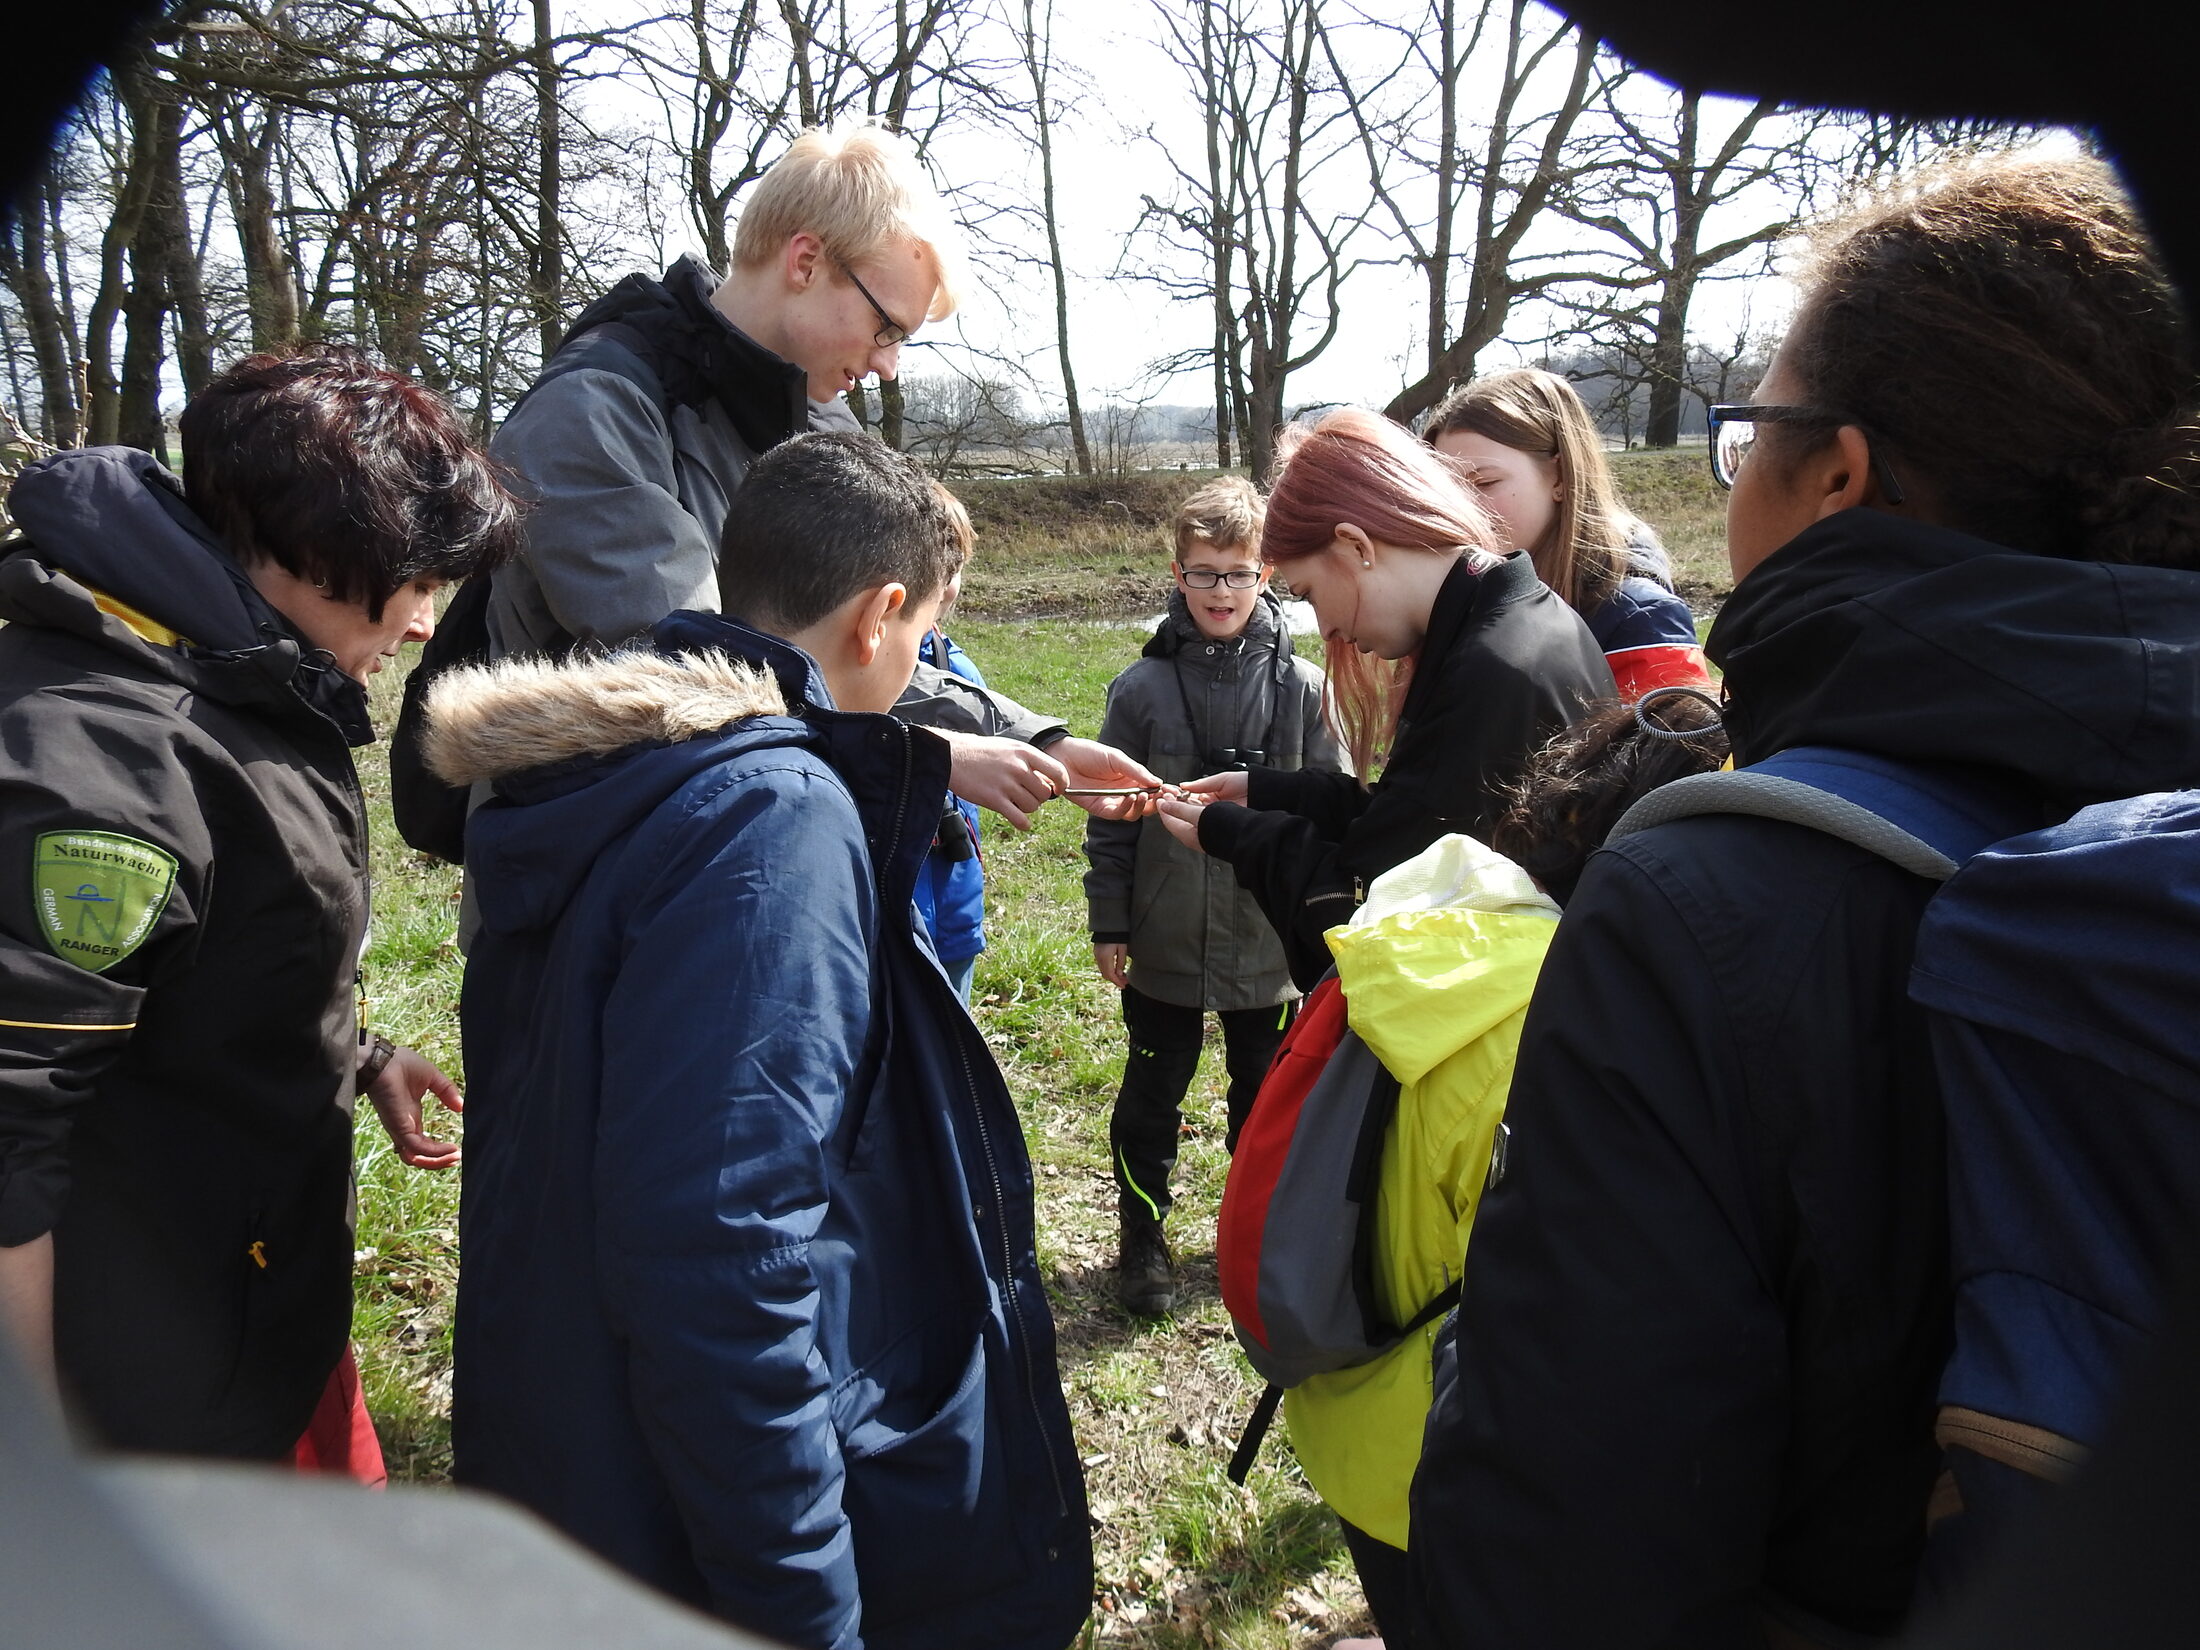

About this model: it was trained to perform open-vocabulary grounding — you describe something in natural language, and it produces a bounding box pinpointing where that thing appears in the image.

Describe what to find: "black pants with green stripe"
[1111,985,1294,1225]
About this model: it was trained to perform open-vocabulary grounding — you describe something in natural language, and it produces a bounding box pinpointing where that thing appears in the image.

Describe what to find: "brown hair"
[180,344,521,622]
[1173,474,1264,559]
[1262,407,1502,780]
[1422,368,1631,613]
[1491,687,1730,904]
[1776,153,2199,568]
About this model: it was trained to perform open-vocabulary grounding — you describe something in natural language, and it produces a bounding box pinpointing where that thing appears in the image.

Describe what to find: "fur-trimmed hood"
[423,647,787,787]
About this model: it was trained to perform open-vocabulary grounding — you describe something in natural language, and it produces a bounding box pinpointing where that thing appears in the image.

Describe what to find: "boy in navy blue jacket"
[430,433,1091,1650]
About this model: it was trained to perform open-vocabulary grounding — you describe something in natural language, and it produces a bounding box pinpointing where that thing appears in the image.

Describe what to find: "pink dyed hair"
[1260,407,1500,778]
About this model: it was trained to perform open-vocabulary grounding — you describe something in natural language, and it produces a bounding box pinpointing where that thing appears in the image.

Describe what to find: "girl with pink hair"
[1156,407,1612,985]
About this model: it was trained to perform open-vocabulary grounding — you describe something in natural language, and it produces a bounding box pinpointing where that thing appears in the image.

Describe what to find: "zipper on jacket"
[951,1020,1072,1526]
[878,714,1073,1531]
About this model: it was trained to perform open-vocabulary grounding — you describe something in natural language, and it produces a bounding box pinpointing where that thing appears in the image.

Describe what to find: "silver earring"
[1360,559,1372,568]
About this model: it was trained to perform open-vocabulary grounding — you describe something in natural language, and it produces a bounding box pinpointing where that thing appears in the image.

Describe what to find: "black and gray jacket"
[0,447,372,1459]
[1198,553,1614,989]
[486,255,1060,745]
[1083,593,1345,1010]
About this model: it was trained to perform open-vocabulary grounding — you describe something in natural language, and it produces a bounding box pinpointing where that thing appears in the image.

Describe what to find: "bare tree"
[1141,0,1365,478]
[1328,0,1622,426]
[1556,89,1828,448]
[1010,0,1089,474]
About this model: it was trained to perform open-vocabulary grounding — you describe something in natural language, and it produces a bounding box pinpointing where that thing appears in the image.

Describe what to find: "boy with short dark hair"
[433,431,1090,1650]
[1084,475,1347,1316]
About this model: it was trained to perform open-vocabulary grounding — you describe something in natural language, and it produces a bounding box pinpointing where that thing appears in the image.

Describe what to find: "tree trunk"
[214,101,301,353]
[0,170,83,444]
[879,377,905,450]
[84,65,161,448]
[1023,1,1089,476]
[1200,2,1234,470]
[1641,272,1695,449]
[117,208,169,458]
[533,0,563,363]
[152,93,213,399]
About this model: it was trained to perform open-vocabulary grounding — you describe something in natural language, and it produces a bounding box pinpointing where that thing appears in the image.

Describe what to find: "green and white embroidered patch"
[32,830,178,972]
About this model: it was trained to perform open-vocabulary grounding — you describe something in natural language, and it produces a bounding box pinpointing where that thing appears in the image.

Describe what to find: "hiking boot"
[1117,1218,1177,1317]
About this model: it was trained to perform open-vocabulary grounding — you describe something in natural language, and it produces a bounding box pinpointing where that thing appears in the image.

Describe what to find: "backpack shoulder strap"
[1609,746,2031,883]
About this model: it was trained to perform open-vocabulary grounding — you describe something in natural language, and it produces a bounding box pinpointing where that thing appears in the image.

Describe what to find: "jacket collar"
[562,257,812,456]
[652,610,947,910]
[1,446,374,746]
[1708,508,2200,800]
[1143,587,1286,664]
[1400,551,1532,728]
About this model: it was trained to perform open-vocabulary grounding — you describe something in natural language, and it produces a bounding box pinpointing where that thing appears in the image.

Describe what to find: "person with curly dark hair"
[0,345,520,1473]
[1409,153,2200,1650]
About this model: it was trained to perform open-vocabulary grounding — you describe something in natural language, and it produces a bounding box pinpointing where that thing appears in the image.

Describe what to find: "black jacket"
[1198,552,1612,986]
[0,448,372,1458]
[1409,511,2200,1649]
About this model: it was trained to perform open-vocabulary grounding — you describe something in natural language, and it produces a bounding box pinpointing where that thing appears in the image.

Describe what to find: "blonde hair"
[932,478,975,566]
[732,124,967,322]
[1422,368,1631,614]
[1172,474,1264,559]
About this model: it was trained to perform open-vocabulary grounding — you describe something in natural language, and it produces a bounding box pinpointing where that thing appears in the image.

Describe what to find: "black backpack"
[387,318,681,863]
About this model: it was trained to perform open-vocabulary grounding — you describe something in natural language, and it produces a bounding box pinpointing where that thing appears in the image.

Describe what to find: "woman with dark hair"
[1410,155,2200,1649]
[1155,407,1611,987]
[1423,368,1711,699]
[0,345,520,1470]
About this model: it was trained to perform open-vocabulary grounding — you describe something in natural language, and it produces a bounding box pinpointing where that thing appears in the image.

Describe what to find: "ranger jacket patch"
[33,830,178,972]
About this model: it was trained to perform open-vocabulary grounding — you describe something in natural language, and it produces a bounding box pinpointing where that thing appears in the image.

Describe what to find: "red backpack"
[1217,974,1462,1479]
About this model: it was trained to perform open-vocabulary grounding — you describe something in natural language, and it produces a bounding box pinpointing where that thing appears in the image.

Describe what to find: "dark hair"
[1777,154,2200,568]
[179,345,522,620]
[717,432,967,631]
[1491,688,1731,903]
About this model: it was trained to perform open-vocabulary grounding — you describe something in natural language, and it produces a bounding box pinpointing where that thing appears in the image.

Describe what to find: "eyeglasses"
[1708,403,1907,505]
[835,258,914,349]
[1178,567,1264,589]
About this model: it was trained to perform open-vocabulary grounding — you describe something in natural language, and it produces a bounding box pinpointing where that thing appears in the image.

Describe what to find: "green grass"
[343,458,1732,1642]
[1609,447,1730,607]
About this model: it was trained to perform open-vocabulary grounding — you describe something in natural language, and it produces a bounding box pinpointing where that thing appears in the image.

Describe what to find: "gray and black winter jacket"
[486,255,1060,744]
[1084,593,1345,1010]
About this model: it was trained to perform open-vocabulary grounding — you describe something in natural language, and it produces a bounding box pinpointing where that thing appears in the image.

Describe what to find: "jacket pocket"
[839,1331,1022,1628]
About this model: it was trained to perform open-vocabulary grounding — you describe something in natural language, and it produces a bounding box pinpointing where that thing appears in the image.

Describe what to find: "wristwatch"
[356,1031,398,1095]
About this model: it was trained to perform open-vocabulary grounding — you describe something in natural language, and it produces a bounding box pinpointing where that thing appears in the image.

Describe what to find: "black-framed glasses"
[1179,567,1264,590]
[1708,403,1907,505]
[835,258,914,349]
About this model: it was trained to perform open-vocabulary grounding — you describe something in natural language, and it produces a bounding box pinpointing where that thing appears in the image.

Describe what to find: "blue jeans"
[942,953,978,1005]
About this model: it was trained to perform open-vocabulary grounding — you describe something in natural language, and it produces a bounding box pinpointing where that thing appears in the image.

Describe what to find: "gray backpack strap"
[1610,769,1962,881]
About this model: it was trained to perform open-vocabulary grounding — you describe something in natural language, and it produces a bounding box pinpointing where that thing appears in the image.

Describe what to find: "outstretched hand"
[1156,795,1208,853]
[940,730,1071,830]
[1052,738,1167,821]
[366,1046,464,1169]
[1178,770,1250,805]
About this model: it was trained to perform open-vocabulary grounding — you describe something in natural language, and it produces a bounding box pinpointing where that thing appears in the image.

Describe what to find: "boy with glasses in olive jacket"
[1084,477,1347,1316]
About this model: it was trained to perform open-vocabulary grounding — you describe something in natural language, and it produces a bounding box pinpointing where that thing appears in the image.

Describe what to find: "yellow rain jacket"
[1282,834,1559,1550]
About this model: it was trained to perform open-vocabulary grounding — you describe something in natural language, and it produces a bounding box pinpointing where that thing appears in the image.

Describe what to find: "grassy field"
[346,456,1730,1645]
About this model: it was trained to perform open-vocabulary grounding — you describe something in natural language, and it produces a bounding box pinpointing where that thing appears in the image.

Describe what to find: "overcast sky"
[569,2,2075,418]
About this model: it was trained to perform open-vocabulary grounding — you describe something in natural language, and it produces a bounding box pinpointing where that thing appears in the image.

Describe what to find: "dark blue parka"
[438,613,1090,1650]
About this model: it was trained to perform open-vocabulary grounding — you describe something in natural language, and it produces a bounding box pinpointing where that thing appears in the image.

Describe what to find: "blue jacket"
[435,613,1090,1650]
[912,630,986,965]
